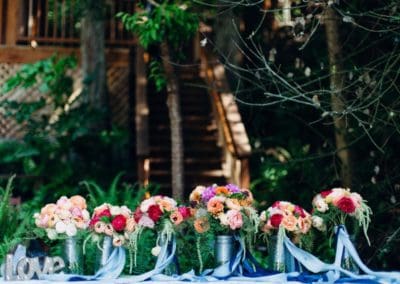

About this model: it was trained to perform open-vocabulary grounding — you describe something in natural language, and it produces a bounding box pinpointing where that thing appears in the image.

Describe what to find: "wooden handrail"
[200,47,251,188]
[200,48,251,159]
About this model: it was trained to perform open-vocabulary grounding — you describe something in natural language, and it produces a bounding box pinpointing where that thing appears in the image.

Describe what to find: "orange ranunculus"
[215,186,229,195]
[207,197,224,215]
[194,217,210,233]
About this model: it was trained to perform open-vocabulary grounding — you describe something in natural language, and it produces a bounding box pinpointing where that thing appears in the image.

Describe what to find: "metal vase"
[96,236,113,271]
[63,236,83,274]
[268,235,285,272]
[215,235,234,266]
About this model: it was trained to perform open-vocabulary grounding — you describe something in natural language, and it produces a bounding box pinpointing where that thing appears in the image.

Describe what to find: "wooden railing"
[200,48,252,188]
[1,0,136,47]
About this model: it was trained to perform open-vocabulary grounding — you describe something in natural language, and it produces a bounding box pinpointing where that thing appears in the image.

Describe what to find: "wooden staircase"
[147,71,227,196]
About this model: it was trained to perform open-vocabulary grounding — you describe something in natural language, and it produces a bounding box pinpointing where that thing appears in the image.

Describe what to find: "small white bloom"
[47,229,58,240]
[312,216,326,231]
[110,206,122,216]
[140,198,156,213]
[313,197,329,213]
[55,221,67,234]
[65,223,77,237]
[151,246,161,256]
[219,213,229,226]
[304,67,311,77]
[82,210,90,221]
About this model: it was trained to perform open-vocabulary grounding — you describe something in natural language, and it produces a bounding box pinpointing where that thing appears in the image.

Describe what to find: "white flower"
[47,229,58,240]
[312,216,326,231]
[82,210,90,221]
[65,223,77,236]
[110,206,122,216]
[313,196,329,213]
[219,213,229,226]
[151,246,161,256]
[120,206,132,218]
[55,221,67,234]
[140,198,156,213]
[259,211,267,222]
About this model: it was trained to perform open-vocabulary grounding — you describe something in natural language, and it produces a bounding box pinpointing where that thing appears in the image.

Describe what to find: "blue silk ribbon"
[39,246,126,281]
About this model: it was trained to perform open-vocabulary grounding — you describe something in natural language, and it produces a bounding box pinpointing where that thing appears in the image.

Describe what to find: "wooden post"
[5,0,18,45]
[0,0,4,43]
[135,45,149,185]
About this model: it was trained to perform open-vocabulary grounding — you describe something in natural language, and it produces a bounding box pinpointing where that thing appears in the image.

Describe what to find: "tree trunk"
[324,6,353,187]
[160,42,184,199]
[80,0,108,115]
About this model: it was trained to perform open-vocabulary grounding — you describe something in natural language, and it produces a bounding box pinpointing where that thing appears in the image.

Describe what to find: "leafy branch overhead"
[118,1,199,90]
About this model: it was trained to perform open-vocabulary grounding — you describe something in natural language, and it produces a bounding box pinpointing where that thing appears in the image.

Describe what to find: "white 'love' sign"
[4,254,65,281]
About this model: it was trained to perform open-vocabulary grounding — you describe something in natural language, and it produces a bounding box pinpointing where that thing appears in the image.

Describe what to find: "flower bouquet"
[34,195,90,273]
[312,188,372,242]
[129,195,191,275]
[312,188,372,273]
[34,195,90,239]
[89,203,135,270]
[189,184,259,274]
[259,201,312,272]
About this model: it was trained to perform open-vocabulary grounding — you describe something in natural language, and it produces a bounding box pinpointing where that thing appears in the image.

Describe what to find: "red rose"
[294,205,306,218]
[89,216,99,228]
[270,214,283,228]
[148,204,163,222]
[178,206,191,219]
[320,190,333,198]
[336,197,356,214]
[98,209,112,218]
[111,214,127,232]
[134,207,143,223]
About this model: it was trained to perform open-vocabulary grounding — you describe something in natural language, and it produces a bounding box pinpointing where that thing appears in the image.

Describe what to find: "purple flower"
[202,186,216,202]
[226,184,240,193]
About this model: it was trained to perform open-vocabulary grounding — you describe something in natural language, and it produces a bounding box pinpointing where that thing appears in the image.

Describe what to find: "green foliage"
[118,2,198,49]
[81,173,148,210]
[0,55,132,197]
[0,176,29,263]
[118,1,199,91]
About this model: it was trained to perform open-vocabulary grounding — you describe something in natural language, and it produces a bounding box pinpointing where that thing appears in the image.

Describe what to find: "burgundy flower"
[270,214,283,228]
[320,190,333,198]
[336,197,356,214]
[148,205,163,222]
[111,214,127,232]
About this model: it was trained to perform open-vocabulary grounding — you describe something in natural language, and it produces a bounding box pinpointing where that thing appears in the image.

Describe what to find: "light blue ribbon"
[335,225,400,284]
[39,246,126,281]
[115,235,177,283]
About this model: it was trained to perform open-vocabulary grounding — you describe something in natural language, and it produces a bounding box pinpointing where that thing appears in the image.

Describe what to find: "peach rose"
[226,198,241,210]
[125,217,136,232]
[298,216,312,234]
[194,217,210,233]
[70,195,87,209]
[282,215,297,231]
[207,197,224,215]
[189,186,206,202]
[41,203,57,215]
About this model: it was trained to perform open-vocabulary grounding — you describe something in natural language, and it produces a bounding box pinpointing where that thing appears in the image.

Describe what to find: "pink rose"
[138,215,155,229]
[178,207,191,219]
[226,209,243,230]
